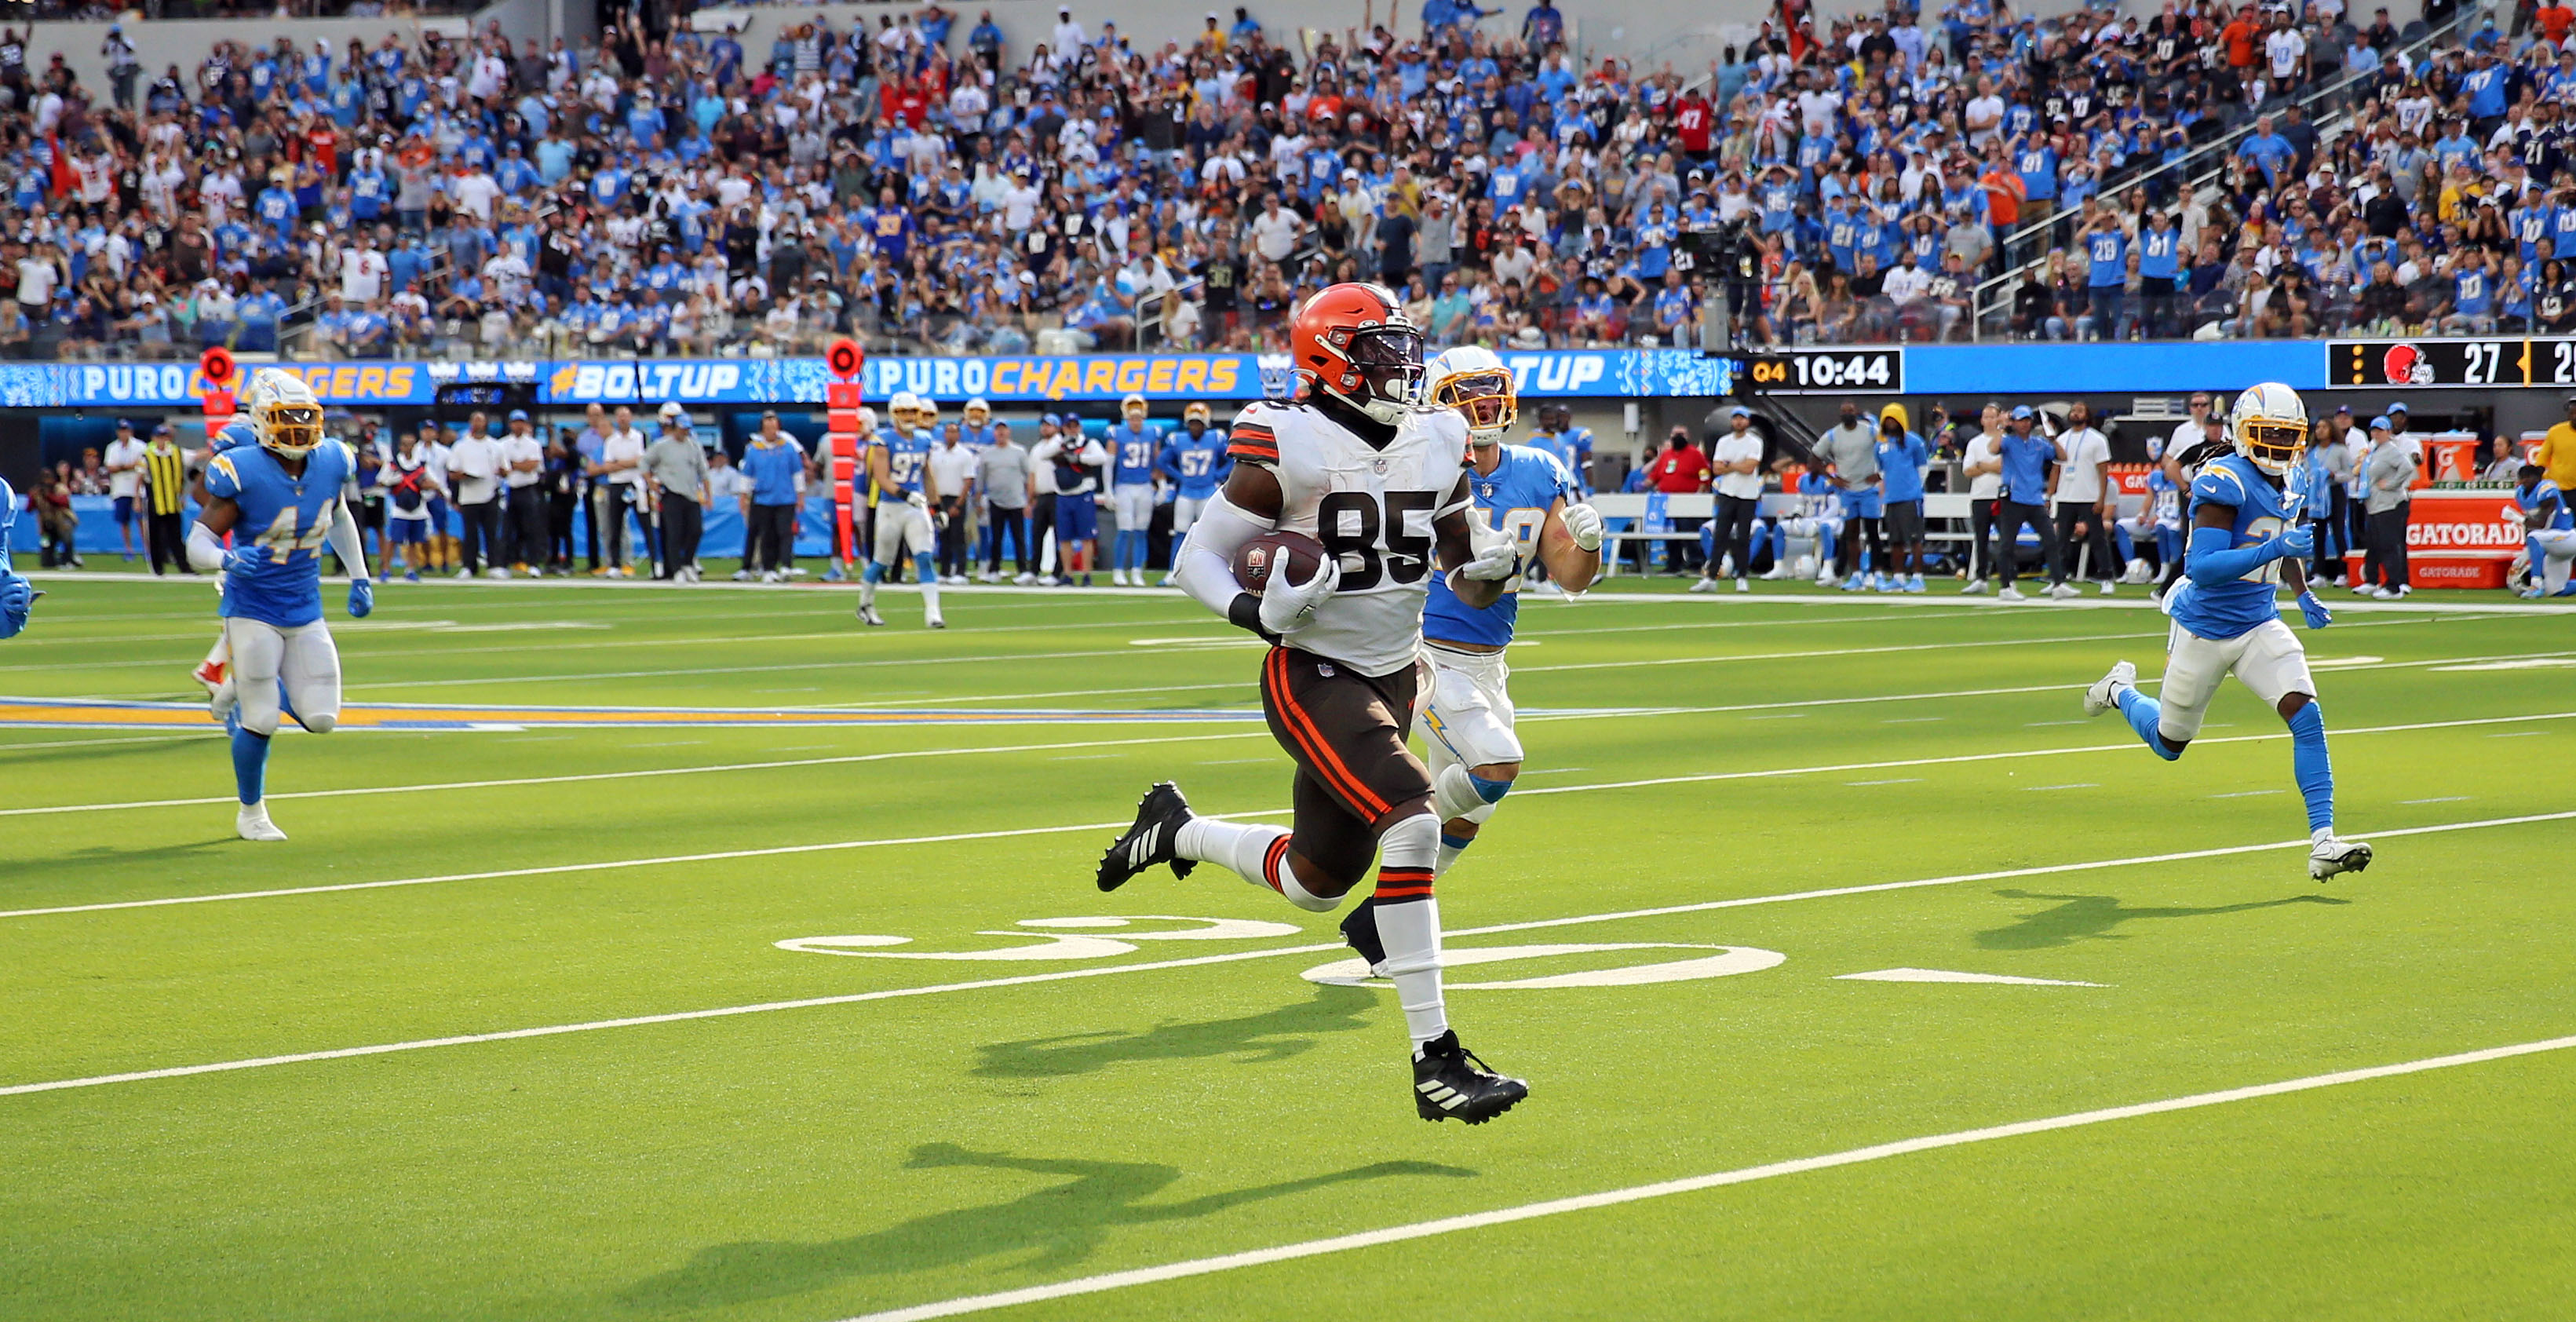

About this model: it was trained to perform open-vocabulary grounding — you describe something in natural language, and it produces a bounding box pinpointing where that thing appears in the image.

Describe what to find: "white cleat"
[1760,567,1791,581]
[926,610,947,630]
[2046,582,2082,600]
[1735,578,1750,593]
[2082,659,2137,717]
[1998,586,2027,601]
[236,801,288,842]
[2308,835,2373,882]
[2097,580,2116,596]
[856,603,885,627]
[1688,577,1717,593]
[1959,577,1988,594]
[1815,572,1839,587]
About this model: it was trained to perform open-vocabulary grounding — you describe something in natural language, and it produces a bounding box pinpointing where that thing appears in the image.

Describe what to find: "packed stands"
[0,0,2568,364]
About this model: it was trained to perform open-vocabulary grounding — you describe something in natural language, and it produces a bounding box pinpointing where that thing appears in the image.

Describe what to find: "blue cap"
[2387,400,2410,413]
[2010,404,2035,420]
[508,408,529,422]
[1728,405,1751,418]
[2370,415,2394,430]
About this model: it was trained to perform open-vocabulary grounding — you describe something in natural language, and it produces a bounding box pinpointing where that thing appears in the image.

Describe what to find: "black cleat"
[1339,897,1385,970]
[1412,1031,1528,1124]
[1096,781,1198,892]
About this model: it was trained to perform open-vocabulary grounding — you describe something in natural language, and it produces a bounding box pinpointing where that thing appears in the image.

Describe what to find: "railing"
[1967,8,2476,340]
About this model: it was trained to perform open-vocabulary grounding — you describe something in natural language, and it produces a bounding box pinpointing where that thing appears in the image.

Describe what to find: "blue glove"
[348,578,374,619]
[2275,523,2315,558]
[0,571,29,640]
[221,543,269,575]
[2297,590,2332,630]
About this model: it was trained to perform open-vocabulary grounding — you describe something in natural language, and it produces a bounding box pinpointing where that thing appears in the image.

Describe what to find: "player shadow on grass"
[969,984,1375,1079]
[615,1144,1476,1311]
[1977,889,2352,950]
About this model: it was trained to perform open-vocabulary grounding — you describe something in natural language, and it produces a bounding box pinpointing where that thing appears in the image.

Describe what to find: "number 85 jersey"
[206,438,353,629]
[1229,400,1471,678]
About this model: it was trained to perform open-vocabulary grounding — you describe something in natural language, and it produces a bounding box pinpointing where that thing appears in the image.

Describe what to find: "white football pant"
[2156,617,2313,743]
[228,617,342,736]
[1417,643,1522,824]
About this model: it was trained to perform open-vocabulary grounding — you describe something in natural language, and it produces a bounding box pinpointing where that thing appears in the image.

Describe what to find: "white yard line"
[0,732,228,753]
[2,809,2567,1098]
[828,1030,2576,1322]
[0,731,1271,820]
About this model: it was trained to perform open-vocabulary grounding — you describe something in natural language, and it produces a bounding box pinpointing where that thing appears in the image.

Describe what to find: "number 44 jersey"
[1228,400,1471,678]
[205,438,354,629]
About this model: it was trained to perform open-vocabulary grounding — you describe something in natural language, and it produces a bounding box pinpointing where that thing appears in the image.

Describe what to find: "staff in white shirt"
[1695,405,1768,594]
[447,422,505,578]
[1959,402,2006,592]
[500,409,547,575]
[104,419,146,560]
[2052,401,2116,593]
[589,404,648,576]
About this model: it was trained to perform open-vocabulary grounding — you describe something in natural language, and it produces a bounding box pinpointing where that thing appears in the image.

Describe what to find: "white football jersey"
[1230,400,1471,677]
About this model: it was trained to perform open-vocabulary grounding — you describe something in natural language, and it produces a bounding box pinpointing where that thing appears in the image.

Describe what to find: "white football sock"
[858,576,878,608]
[920,576,940,616]
[1435,838,1467,878]
[1371,813,1448,1046]
[1175,816,1325,909]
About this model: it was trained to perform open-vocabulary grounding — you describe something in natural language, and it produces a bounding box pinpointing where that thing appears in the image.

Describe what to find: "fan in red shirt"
[1646,427,1712,575]
[1673,90,1713,163]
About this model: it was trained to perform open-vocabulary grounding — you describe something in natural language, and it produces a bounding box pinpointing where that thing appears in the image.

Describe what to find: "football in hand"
[1232,530,1330,592]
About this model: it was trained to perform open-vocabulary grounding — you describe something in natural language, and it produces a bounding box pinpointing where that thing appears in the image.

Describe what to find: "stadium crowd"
[0,0,2571,360]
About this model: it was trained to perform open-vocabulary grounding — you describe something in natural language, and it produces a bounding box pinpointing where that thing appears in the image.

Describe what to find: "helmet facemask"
[260,400,324,460]
[1330,323,1425,425]
[2236,417,2306,474]
[1430,366,1516,444]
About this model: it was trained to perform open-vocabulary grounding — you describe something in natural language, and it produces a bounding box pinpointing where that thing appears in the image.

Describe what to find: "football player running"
[856,390,944,630]
[2082,383,2372,882]
[1153,402,1231,585]
[185,372,374,842]
[1094,283,1531,1124]
[1334,345,1601,964]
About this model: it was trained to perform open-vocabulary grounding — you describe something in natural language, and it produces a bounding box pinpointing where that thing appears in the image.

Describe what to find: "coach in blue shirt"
[1993,406,2068,600]
[739,411,807,580]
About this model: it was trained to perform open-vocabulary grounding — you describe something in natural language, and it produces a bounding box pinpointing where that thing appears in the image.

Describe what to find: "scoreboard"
[1739,346,1904,394]
[2328,338,2576,389]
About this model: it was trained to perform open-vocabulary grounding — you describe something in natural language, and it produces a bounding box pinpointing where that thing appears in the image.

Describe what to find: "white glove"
[906,490,929,510]
[1560,501,1605,553]
[1458,533,1519,582]
[1257,552,1340,634]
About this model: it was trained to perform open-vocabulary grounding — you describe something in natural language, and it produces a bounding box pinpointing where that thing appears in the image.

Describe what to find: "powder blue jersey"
[871,426,932,503]
[212,418,258,454]
[2171,453,2307,641]
[206,439,355,629]
[1421,445,1577,649]
[1157,428,1231,498]
[2518,479,2571,530]
[0,476,13,575]
[1108,422,1162,487]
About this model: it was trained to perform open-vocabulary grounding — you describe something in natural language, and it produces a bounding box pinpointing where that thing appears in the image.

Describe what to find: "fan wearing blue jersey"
[1152,401,1231,586]
[0,475,33,640]
[2516,463,2576,597]
[1337,346,1604,966]
[1106,393,1163,586]
[2082,383,2372,882]
[1527,404,1594,496]
[856,389,944,629]
[185,372,374,842]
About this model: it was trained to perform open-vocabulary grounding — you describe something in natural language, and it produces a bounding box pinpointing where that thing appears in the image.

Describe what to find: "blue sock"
[861,561,885,586]
[231,724,270,805]
[914,554,937,586]
[1818,529,1837,566]
[2117,686,2183,761]
[2288,701,2333,833]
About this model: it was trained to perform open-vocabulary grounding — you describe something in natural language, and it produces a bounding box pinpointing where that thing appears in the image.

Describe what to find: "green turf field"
[3,575,2573,1321]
